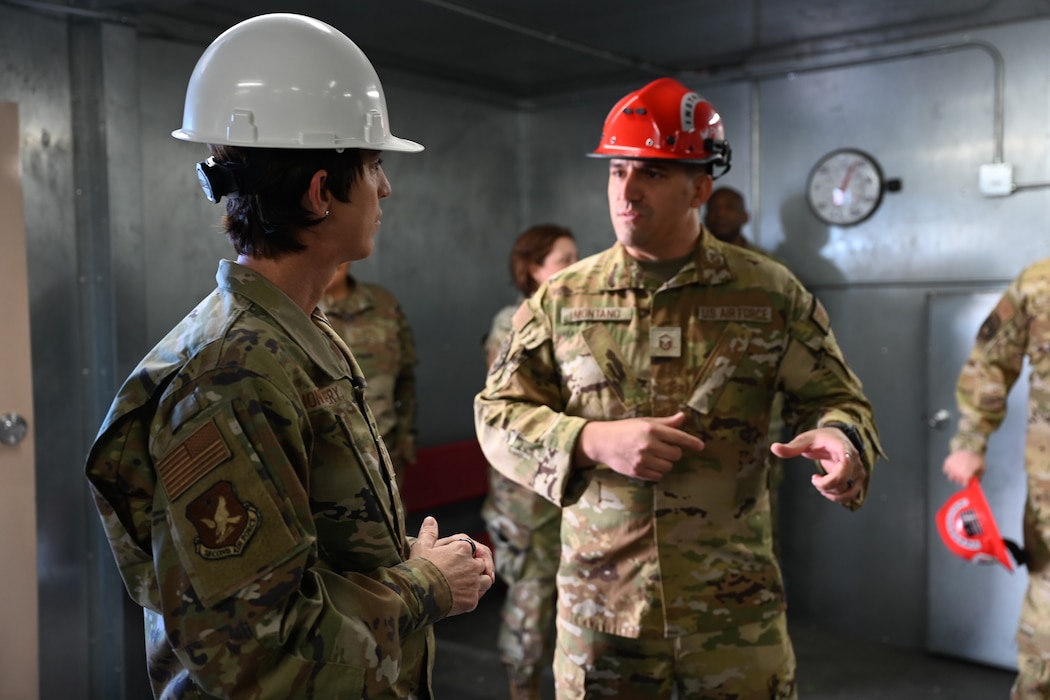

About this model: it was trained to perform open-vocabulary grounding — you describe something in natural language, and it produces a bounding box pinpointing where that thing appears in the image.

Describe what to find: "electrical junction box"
[979,163,1013,197]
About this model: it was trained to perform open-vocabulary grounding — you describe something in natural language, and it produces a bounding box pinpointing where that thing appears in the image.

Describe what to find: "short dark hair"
[208,145,366,259]
[709,186,746,207]
[510,224,575,296]
[682,161,714,179]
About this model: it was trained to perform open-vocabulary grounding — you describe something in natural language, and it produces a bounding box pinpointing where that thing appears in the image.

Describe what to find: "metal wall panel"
[363,86,523,445]
[758,27,1050,285]
[0,7,88,700]
[778,286,932,646]
[755,21,1050,650]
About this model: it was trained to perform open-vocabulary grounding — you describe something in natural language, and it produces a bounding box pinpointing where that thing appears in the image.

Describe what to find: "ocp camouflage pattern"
[321,276,417,482]
[482,301,562,684]
[485,301,519,363]
[86,260,451,699]
[949,258,1050,698]
[475,230,883,639]
[482,468,561,684]
[553,612,797,697]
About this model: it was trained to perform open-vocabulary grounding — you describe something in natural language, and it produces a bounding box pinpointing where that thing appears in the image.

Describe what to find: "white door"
[926,290,1028,669]
[0,101,39,700]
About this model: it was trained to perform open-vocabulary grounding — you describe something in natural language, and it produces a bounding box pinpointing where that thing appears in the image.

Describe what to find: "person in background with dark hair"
[84,14,493,699]
[482,223,578,700]
[321,261,417,489]
[703,186,751,248]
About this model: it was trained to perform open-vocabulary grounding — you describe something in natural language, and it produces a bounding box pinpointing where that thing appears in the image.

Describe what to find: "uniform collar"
[217,260,350,380]
[592,228,734,291]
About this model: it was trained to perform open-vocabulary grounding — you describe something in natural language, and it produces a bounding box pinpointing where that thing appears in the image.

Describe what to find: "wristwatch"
[822,421,866,466]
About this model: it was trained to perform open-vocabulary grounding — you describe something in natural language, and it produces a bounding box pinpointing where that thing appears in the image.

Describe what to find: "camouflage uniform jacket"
[321,276,417,472]
[485,301,521,362]
[475,231,882,639]
[85,261,451,699]
[951,258,1050,572]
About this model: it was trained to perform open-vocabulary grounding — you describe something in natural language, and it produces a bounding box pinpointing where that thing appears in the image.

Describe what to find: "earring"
[324,209,330,218]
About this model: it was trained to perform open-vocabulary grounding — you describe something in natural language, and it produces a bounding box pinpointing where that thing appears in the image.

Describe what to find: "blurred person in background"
[322,261,417,488]
[482,223,578,700]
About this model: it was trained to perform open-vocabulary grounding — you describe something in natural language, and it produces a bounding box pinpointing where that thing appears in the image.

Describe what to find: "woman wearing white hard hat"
[86,13,494,699]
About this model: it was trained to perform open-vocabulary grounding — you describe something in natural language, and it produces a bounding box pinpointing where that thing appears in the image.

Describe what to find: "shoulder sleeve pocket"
[157,408,310,608]
[489,299,553,387]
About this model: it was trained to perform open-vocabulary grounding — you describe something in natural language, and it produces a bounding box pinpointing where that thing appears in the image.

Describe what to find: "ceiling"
[19,0,1050,102]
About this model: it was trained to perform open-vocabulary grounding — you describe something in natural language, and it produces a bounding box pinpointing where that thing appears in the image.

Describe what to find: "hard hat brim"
[171,129,424,153]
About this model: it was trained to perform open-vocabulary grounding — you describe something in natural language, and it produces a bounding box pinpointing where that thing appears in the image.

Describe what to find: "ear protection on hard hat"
[936,478,1026,571]
[195,157,254,204]
[588,77,732,178]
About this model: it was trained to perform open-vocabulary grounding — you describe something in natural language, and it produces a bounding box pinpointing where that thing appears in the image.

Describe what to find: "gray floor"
[431,582,1016,699]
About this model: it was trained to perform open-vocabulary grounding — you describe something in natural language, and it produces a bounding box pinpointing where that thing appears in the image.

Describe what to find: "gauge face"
[805,148,885,226]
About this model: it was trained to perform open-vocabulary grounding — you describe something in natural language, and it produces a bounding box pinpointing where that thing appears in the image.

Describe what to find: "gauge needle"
[833,160,858,207]
[839,161,858,191]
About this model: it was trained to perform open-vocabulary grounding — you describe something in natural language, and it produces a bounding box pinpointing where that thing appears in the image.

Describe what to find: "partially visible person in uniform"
[942,259,1050,700]
[704,185,791,556]
[476,77,883,699]
[482,224,578,700]
[322,261,417,488]
[84,14,493,700]
[484,225,579,368]
[703,185,751,248]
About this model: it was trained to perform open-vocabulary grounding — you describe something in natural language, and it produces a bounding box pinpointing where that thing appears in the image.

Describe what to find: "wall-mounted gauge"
[806,148,886,226]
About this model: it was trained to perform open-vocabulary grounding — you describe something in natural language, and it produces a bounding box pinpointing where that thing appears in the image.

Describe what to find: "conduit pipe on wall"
[0,0,134,24]
[415,0,678,76]
[416,0,1009,169]
[705,40,1006,166]
[414,0,1042,189]
[5,0,1045,190]
[719,39,1050,197]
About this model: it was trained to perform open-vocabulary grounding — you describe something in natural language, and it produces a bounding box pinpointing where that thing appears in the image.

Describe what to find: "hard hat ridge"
[172,13,423,153]
[589,77,731,178]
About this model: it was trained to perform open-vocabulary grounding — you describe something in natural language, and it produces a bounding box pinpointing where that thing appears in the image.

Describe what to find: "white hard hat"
[172,13,422,152]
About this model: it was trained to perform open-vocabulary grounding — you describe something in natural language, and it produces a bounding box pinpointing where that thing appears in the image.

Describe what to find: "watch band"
[823,421,866,465]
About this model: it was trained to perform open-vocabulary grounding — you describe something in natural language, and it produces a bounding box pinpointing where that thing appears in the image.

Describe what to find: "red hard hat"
[589,77,731,177]
[936,479,1015,571]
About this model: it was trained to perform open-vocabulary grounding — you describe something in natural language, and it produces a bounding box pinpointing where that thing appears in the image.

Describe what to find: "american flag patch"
[157,419,232,500]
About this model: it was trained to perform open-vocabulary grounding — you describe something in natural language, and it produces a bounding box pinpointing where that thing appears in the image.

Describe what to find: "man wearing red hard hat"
[476,77,884,699]
[943,259,1050,699]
